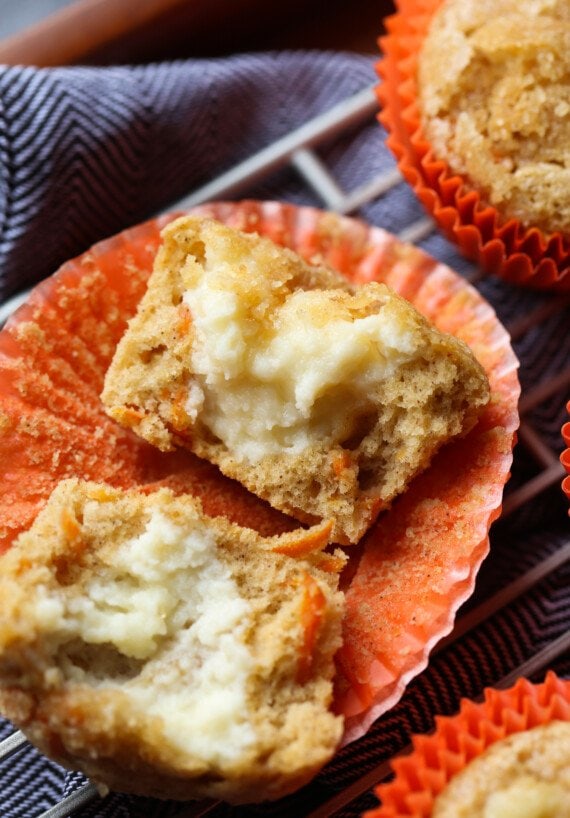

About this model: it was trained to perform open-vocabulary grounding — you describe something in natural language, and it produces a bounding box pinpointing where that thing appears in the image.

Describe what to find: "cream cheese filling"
[40,507,255,765]
[183,281,419,462]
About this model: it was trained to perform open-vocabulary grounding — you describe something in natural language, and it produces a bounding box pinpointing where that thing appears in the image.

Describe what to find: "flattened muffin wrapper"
[365,671,570,817]
[377,0,570,291]
[0,201,519,745]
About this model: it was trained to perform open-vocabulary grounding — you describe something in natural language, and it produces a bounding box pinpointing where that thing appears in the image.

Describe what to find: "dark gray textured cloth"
[0,52,568,818]
[0,52,380,301]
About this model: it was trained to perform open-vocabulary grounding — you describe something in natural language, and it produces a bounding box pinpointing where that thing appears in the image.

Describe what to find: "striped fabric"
[0,52,569,818]
[0,53,381,301]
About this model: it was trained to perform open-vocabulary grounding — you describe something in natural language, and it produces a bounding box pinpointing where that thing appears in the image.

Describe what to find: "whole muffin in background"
[432,721,570,818]
[366,673,570,818]
[418,0,570,237]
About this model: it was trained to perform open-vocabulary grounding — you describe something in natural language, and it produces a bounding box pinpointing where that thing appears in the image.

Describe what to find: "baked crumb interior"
[0,479,344,803]
[102,216,490,543]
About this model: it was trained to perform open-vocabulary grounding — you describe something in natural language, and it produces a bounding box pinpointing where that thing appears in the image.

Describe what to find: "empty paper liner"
[0,201,519,744]
[377,0,570,291]
[366,671,570,816]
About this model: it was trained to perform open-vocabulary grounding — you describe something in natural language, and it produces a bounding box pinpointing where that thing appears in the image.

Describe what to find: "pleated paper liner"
[365,672,570,817]
[0,201,519,745]
[376,0,570,291]
[562,400,570,506]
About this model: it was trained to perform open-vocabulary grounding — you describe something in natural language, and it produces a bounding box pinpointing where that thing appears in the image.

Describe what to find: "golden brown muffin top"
[433,721,570,818]
[419,0,570,235]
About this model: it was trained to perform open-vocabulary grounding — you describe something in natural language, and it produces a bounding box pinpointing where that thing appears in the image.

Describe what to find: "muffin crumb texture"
[419,0,570,236]
[0,479,344,803]
[433,721,570,818]
[102,215,489,544]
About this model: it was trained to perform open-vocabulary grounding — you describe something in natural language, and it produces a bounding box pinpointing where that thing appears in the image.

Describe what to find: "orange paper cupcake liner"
[562,400,570,506]
[366,672,570,817]
[0,201,520,745]
[376,0,570,291]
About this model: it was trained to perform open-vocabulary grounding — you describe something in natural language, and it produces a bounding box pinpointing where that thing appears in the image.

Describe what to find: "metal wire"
[38,783,101,818]
[0,730,27,762]
[303,632,570,818]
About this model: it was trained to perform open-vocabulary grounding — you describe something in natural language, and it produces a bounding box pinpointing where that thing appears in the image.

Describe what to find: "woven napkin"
[0,51,568,818]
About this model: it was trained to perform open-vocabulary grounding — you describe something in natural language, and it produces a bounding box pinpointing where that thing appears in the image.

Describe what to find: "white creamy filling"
[183,284,418,462]
[52,508,255,765]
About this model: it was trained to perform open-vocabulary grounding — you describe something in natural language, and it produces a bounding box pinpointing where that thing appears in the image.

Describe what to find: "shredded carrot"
[15,557,33,576]
[332,450,351,477]
[170,386,190,431]
[54,509,86,582]
[297,572,327,684]
[86,486,116,503]
[115,406,145,426]
[60,508,81,544]
[272,519,334,558]
[178,303,192,336]
[314,551,346,574]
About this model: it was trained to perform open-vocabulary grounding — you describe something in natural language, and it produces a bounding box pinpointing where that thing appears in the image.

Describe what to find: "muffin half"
[0,479,344,803]
[102,215,489,544]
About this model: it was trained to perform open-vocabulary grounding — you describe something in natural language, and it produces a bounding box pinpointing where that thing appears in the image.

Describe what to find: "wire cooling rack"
[0,84,569,818]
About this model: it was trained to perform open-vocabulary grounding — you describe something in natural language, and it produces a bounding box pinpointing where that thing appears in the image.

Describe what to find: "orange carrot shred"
[272,519,334,558]
[314,551,346,574]
[15,557,33,576]
[297,572,327,684]
[86,486,116,503]
[332,450,351,477]
[178,303,192,336]
[116,406,145,426]
[170,386,190,431]
[60,508,81,543]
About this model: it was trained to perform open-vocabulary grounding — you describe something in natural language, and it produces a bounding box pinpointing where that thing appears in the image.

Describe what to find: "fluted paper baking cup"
[377,0,570,291]
[0,202,519,744]
[365,672,570,816]
[562,400,570,506]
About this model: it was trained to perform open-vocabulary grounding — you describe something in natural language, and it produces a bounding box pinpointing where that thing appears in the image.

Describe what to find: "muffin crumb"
[0,479,344,803]
[102,215,490,544]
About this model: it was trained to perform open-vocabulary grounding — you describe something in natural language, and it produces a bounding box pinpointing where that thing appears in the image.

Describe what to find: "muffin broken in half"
[102,216,490,543]
[0,479,344,803]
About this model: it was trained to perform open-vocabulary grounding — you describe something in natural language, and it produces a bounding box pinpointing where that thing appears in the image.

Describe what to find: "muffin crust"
[419,0,570,236]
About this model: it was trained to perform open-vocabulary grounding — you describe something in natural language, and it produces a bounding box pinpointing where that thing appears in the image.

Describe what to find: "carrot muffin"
[0,479,344,803]
[102,215,489,544]
[418,0,570,237]
[432,721,570,818]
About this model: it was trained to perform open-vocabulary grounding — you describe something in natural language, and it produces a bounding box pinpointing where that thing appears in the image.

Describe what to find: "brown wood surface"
[0,0,394,66]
